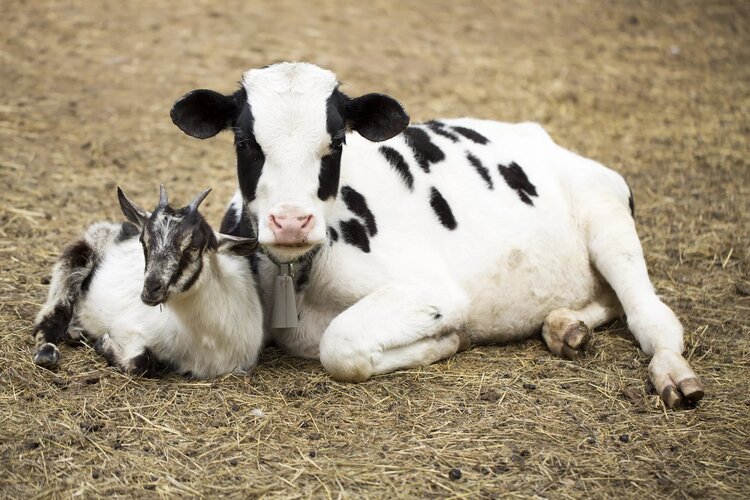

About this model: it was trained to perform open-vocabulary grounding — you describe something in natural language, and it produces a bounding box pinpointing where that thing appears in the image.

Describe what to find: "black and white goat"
[32,186,263,378]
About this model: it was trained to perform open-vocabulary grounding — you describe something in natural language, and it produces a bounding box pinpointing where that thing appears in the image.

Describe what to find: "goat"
[32,186,263,378]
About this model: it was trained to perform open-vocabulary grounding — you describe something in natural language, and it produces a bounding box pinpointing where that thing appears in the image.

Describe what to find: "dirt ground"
[1,0,749,497]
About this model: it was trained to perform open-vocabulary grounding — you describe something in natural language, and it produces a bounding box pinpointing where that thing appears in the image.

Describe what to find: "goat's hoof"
[561,322,591,360]
[33,343,60,369]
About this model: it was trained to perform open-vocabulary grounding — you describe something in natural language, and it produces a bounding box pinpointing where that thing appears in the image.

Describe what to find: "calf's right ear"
[117,187,150,229]
[170,89,241,139]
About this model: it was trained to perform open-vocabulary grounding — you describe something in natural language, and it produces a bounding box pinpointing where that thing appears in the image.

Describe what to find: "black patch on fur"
[233,103,265,203]
[340,186,377,236]
[466,152,493,189]
[498,162,538,206]
[451,126,489,145]
[33,304,72,344]
[628,188,635,217]
[179,258,203,293]
[63,240,94,270]
[61,239,99,297]
[379,146,414,191]
[429,187,457,230]
[293,247,319,292]
[220,206,259,273]
[339,219,371,253]
[93,337,118,367]
[425,121,459,142]
[403,127,445,173]
[317,150,342,201]
[219,205,240,234]
[318,89,348,200]
[116,221,140,242]
[328,226,339,243]
[131,348,171,377]
[80,260,100,294]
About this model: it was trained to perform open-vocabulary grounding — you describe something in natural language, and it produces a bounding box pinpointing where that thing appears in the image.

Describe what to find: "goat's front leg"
[94,333,167,377]
[319,284,470,382]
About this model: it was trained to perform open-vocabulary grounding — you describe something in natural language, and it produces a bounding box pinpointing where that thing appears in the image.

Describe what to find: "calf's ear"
[170,89,242,139]
[346,93,410,142]
[117,187,150,229]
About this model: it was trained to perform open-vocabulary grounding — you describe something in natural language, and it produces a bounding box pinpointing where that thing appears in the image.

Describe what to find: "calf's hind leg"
[585,198,704,409]
[543,287,623,359]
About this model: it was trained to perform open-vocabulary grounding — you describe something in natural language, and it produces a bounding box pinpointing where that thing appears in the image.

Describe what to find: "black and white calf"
[171,62,704,408]
[32,186,263,378]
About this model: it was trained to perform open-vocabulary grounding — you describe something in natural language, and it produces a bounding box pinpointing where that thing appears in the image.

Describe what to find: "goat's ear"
[170,89,242,139]
[217,234,258,256]
[117,187,150,229]
[346,93,410,142]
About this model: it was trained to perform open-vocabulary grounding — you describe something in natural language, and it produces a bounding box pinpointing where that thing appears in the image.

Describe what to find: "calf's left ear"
[346,93,410,142]
[171,89,242,139]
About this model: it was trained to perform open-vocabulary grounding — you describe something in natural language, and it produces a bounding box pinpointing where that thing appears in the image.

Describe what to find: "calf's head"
[117,186,257,306]
[170,62,409,261]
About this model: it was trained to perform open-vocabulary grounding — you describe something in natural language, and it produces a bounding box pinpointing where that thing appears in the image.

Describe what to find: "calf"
[171,62,703,408]
[32,186,263,378]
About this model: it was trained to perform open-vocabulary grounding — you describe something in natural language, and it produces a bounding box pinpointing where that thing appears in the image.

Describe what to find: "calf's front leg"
[319,284,470,382]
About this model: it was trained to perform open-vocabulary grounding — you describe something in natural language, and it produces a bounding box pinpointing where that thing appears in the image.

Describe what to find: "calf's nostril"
[300,215,314,230]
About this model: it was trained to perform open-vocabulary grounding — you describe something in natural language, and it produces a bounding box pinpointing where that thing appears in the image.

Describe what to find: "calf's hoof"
[33,343,60,369]
[649,350,705,410]
[560,322,591,360]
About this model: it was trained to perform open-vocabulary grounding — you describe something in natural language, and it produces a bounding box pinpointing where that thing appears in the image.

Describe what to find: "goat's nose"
[144,278,163,295]
[268,210,315,245]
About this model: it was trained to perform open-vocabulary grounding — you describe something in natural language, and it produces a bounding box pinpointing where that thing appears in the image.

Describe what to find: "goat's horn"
[188,188,212,212]
[158,184,168,207]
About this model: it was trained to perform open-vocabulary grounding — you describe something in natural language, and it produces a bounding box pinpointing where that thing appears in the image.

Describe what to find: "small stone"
[309,450,317,458]
[523,383,536,390]
[79,421,104,433]
[81,373,102,385]
[228,458,238,466]
[26,441,40,450]
[40,276,51,285]
[448,468,462,480]
[587,437,596,445]
[231,403,240,412]
[250,408,265,418]
[619,434,630,443]
[113,440,123,450]
[92,471,100,479]
[299,420,311,429]
[479,389,501,402]
[491,464,510,474]
[51,377,68,388]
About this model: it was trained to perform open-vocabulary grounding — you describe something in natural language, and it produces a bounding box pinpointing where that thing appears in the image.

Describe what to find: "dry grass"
[1,0,749,497]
